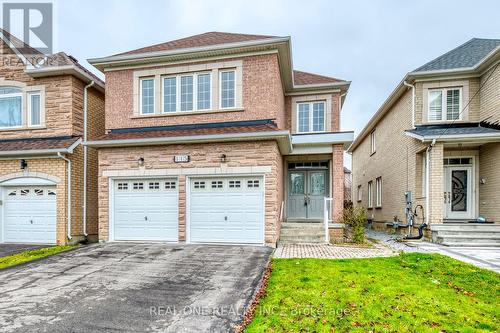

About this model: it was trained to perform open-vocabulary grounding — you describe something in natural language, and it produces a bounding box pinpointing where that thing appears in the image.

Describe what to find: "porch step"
[432,224,500,247]
[279,221,326,243]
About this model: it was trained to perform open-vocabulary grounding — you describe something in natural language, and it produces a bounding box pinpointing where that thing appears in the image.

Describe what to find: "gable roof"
[413,38,500,73]
[114,31,280,56]
[293,70,346,86]
[349,37,500,152]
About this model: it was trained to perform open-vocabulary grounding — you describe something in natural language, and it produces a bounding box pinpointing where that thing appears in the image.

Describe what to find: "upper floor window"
[220,70,235,109]
[370,129,376,155]
[0,87,22,128]
[428,87,461,122]
[0,86,42,129]
[297,101,325,133]
[140,78,155,115]
[161,72,212,113]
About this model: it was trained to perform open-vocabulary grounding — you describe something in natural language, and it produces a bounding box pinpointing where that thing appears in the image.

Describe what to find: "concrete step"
[437,231,500,237]
[279,235,326,243]
[441,242,500,247]
[437,236,500,246]
[280,228,325,237]
[431,224,500,232]
[281,222,324,230]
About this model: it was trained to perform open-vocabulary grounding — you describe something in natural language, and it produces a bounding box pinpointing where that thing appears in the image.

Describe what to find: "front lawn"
[0,245,77,269]
[246,253,499,332]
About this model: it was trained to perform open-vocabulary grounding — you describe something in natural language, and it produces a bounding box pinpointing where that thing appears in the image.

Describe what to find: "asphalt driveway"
[0,244,47,257]
[0,243,272,333]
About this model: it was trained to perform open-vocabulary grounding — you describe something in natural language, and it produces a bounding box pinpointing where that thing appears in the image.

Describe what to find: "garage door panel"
[189,177,264,244]
[3,186,56,244]
[113,179,178,242]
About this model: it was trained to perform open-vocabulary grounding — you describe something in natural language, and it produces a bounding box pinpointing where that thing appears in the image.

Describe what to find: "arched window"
[0,86,22,128]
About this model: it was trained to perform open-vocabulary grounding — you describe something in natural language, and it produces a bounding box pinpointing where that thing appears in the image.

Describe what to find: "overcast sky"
[55,0,500,167]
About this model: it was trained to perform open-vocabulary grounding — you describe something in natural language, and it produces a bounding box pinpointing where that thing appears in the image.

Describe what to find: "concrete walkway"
[366,229,500,273]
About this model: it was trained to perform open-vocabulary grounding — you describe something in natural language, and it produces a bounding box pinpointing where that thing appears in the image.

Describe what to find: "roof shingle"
[293,70,346,86]
[413,38,500,73]
[114,31,280,56]
[0,136,80,152]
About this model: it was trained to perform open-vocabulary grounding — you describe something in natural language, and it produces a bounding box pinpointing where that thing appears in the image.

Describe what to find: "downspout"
[83,81,95,237]
[403,81,415,129]
[57,152,72,241]
[425,139,436,225]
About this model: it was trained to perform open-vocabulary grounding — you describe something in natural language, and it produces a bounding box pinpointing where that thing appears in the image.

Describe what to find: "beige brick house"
[350,38,500,246]
[0,29,105,245]
[87,32,353,246]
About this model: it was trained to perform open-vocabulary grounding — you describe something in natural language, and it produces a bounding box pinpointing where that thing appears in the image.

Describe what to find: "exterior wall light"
[20,159,28,170]
[138,157,145,166]
[220,154,227,163]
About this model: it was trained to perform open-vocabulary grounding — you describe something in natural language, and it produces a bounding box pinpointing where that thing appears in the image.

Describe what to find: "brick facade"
[97,141,283,244]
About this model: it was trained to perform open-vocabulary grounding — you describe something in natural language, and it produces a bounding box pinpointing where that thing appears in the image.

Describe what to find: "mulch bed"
[234,260,273,333]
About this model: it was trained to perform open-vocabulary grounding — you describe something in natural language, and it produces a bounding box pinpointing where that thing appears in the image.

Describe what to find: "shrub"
[342,206,366,244]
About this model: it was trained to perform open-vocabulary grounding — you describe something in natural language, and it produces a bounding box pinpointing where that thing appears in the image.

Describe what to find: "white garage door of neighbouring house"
[189,176,264,244]
[3,186,57,244]
[112,179,178,241]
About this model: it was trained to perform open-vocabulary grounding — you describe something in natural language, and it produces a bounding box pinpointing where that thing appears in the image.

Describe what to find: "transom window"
[165,181,176,189]
[133,182,144,190]
[297,101,326,133]
[229,180,241,188]
[428,88,461,122]
[148,182,160,190]
[117,182,128,190]
[140,78,155,115]
[247,180,260,188]
[211,180,223,189]
[220,70,235,109]
[194,181,205,189]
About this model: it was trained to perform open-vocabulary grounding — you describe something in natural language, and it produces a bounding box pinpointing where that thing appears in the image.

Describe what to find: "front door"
[444,166,473,219]
[287,170,327,219]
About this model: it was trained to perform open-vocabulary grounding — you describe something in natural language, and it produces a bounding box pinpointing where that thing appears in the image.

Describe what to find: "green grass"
[0,245,77,269]
[246,253,499,333]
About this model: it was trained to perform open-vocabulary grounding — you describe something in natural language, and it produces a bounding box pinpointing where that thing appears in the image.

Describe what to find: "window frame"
[296,101,327,134]
[367,181,373,208]
[27,91,42,127]
[219,69,236,109]
[139,77,155,115]
[370,129,376,155]
[0,87,23,129]
[160,72,212,113]
[375,177,382,208]
[427,87,462,122]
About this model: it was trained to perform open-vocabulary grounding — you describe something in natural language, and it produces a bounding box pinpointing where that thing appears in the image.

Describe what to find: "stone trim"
[0,171,61,184]
[102,166,272,178]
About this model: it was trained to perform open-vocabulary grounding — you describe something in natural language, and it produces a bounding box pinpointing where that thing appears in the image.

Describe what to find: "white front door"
[112,179,178,241]
[444,166,473,219]
[188,176,264,244]
[3,186,57,244]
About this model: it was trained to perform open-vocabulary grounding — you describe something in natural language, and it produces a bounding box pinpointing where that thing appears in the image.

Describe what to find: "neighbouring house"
[87,32,353,246]
[344,167,352,203]
[349,38,500,246]
[0,29,105,245]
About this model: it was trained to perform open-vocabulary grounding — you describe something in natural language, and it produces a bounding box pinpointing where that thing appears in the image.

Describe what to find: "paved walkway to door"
[274,242,395,259]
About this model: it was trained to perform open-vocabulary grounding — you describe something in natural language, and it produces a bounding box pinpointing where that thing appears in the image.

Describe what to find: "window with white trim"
[163,77,176,113]
[28,91,41,126]
[161,72,212,113]
[220,70,235,108]
[0,86,22,128]
[140,78,154,115]
[197,73,211,110]
[357,185,362,202]
[180,75,193,111]
[297,101,326,133]
[375,177,382,207]
[370,129,376,155]
[367,181,373,208]
[428,87,461,122]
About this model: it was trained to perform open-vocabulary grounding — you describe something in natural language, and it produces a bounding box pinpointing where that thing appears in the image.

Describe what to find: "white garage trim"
[103,166,272,178]
[0,172,61,184]
[186,174,266,245]
[108,176,179,242]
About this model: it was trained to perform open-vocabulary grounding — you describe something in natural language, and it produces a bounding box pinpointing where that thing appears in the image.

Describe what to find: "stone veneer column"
[332,144,344,222]
[428,143,444,224]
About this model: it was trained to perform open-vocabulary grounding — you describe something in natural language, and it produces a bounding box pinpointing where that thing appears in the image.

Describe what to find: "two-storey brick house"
[87,32,353,246]
[350,38,500,246]
[0,29,105,245]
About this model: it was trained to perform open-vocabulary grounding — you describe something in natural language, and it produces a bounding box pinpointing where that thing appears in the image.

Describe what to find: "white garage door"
[3,186,57,244]
[113,179,178,241]
[189,177,264,244]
